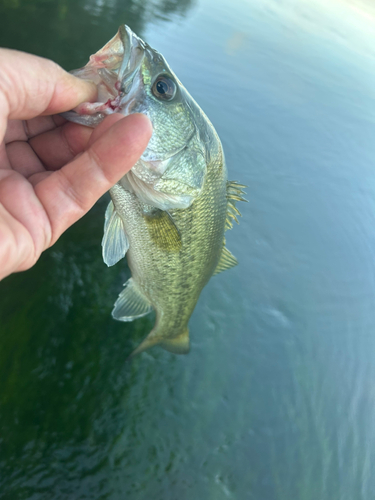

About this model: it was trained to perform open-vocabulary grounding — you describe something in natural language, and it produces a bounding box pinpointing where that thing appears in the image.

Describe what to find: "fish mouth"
[64,26,174,170]
[64,25,146,120]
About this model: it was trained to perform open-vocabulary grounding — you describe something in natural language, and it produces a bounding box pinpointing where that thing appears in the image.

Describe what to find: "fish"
[63,25,246,357]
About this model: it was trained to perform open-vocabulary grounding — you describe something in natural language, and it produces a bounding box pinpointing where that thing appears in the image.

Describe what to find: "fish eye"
[152,75,176,101]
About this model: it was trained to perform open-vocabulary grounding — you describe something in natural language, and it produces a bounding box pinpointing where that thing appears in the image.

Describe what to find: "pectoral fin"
[213,245,238,275]
[112,278,153,321]
[144,209,182,252]
[102,201,129,266]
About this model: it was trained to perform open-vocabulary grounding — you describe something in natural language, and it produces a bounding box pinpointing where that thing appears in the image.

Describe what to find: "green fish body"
[63,26,245,356]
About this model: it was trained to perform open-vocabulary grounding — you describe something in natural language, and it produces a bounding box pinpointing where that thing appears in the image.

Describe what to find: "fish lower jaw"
[74,95,123,116]
[73,94,141,119]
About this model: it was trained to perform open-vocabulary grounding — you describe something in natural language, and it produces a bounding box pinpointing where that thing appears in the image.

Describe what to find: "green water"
[1,0,375,498]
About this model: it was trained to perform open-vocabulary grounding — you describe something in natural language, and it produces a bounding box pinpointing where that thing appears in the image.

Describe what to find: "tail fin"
[160,328,190,354]
[128,327,190,359]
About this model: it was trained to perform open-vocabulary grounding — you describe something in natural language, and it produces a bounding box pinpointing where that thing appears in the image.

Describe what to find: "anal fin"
[112,278,153,321]
[213,246,238,275]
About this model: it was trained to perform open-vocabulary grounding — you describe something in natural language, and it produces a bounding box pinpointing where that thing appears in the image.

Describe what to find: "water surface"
[1,0,375,498]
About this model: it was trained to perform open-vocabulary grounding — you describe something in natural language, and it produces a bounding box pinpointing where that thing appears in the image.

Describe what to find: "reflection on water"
[1,0,375,499]
[0,0,194,69]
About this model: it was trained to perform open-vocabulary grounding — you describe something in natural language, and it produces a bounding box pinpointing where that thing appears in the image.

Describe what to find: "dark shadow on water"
[0,198,159,498]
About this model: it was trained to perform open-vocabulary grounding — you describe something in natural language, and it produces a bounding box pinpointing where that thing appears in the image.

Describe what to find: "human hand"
[0,49,152,282]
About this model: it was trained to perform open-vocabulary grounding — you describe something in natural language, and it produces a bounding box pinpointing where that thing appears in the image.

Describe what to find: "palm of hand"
[0,112,149,281]
[0,115,94,276]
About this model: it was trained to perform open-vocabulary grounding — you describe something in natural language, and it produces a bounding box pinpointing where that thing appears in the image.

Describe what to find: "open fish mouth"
[62,25,146,122]
[117,26,145,93]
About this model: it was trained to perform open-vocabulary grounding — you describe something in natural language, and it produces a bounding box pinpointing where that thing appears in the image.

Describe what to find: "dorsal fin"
[226,180,247,231]
[213,245,238,275]
[102,201,129,266]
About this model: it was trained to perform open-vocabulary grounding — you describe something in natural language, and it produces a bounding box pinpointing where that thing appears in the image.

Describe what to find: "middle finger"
[29,121,94,170]
[4,116,58,144]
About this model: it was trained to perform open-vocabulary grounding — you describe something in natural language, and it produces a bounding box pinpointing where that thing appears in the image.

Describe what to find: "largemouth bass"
[64,26,246,357]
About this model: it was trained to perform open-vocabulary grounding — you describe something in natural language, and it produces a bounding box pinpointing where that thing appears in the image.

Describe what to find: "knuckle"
[87,147,112,185]
[56,168,88,214]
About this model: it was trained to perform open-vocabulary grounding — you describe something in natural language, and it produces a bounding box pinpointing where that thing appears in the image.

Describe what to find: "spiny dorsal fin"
[213,245,238,275]
[112,278,153,321]
[102,201,129,266]
[226,180,247,231]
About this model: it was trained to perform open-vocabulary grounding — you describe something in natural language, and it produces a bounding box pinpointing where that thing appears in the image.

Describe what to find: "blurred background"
[1,0,375,498]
